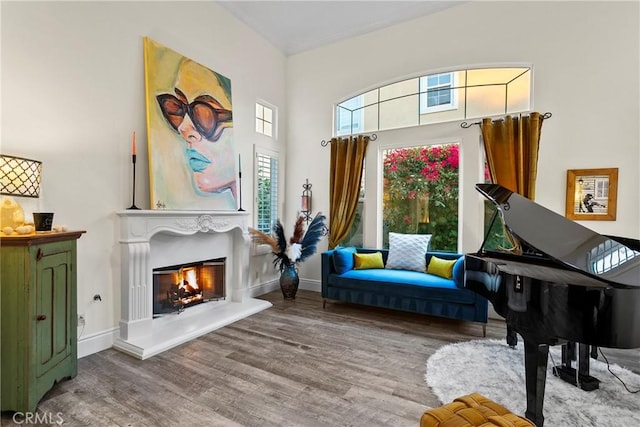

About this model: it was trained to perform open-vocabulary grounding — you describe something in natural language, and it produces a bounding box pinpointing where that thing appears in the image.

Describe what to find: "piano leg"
[506,325,518,348]
[523,340,549,427]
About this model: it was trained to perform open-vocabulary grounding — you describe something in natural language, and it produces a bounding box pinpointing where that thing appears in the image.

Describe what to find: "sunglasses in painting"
[157,88,232,141]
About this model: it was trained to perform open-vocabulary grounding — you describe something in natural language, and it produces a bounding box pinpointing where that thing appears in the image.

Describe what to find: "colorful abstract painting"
[144,37,237,210]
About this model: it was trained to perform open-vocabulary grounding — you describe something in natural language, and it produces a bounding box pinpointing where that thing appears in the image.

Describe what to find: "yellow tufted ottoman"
[421,393,535,427]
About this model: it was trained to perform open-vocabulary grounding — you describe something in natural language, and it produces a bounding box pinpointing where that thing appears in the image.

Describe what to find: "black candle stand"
[127,154,140,210]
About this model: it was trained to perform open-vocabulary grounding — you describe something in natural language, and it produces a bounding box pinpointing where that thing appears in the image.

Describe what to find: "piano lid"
[476,183,640,288]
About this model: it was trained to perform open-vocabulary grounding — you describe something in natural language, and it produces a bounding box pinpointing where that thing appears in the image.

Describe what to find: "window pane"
[336,96,364,136]
[256,153,278,233]
[506,70,531,113]
[427,88,451,107]
[339,201,364,247]
[256,103,275,137]
[382,144,459,251]
[467,68,525,86]
[380,79,419,102]
[264,107,273,123]
[379,94,419,130]
[419,88,465,125]
[466,84,507,118]
[362,103,379,133]
[362,88,379,105]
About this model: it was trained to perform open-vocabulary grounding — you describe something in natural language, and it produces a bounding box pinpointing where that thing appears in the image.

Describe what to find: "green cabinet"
[1,231,84,413]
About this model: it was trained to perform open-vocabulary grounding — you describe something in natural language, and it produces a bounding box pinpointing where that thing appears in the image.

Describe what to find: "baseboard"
[77,326,119,358]
[246,279,279,297]
[247,278,321,297]
[299,278,320,292]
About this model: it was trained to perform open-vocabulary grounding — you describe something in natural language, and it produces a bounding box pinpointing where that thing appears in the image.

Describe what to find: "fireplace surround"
[114,210,271,359]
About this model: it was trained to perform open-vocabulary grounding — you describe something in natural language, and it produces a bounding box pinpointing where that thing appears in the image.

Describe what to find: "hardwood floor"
[2,290,638,426]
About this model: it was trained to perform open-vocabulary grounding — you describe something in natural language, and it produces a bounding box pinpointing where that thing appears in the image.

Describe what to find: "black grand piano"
[465,183,640,426]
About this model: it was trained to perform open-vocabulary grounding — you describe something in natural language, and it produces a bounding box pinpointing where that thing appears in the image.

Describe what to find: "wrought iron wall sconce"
[1,154,42,198]
[301,178,312,223]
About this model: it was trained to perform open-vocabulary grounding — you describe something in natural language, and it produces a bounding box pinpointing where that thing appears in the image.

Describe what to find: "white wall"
[1,1,287,350]
[286,1,640,281]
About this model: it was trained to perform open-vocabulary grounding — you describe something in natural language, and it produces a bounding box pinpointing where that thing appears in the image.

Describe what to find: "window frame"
[253,146,280,233]
[336,96,364,136]
[334,65,532,136]
[380,141,461,252]
[255,101,276,139]
[419,72,458,114]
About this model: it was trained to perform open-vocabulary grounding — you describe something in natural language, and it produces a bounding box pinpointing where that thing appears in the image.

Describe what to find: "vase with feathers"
[249,213,326,299]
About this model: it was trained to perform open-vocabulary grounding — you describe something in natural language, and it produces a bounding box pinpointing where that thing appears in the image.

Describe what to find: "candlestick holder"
[127,154,140,210]
[237,170,245,211]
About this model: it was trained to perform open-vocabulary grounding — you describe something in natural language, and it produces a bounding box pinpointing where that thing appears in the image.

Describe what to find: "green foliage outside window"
[382,144,459,251]
[482,201,516,252]
[257,175,272,232]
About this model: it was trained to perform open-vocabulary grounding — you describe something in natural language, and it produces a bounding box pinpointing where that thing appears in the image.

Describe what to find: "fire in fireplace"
[153,258,225,316]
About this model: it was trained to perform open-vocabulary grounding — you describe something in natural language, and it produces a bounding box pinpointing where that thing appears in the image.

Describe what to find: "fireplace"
[114,210,272,359]
[153,258,226,315]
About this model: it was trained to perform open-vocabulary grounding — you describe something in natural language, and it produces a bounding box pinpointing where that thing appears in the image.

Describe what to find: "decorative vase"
[279,264,299,299]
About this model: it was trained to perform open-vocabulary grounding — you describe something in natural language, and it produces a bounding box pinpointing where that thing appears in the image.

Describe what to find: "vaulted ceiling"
[218,1,464,55]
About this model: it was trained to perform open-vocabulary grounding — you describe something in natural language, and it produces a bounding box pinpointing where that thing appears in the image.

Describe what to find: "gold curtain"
[481,112,544,200]
[481,112,546,346]
[328,135,369,249]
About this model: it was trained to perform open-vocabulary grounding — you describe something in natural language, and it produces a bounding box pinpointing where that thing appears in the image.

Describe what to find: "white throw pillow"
[385,232,432,272]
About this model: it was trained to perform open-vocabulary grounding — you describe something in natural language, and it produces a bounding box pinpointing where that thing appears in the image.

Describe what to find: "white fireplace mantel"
[113,210,271,359]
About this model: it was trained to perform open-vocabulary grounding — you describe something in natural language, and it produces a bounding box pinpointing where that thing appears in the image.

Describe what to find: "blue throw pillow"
[333,247,357,274]
[452,256,465,288]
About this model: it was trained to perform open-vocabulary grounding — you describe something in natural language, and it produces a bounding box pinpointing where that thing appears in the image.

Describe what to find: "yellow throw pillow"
[353,252,385,270]
[427,256,457,279]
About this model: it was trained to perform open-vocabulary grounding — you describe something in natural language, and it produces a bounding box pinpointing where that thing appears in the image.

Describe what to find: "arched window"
[335,66,531,135]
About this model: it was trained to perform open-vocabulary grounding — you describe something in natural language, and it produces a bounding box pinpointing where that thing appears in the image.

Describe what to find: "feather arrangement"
[248,213,327,273]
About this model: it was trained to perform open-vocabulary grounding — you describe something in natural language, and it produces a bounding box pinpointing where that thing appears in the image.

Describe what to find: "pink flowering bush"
[383,144,459,251]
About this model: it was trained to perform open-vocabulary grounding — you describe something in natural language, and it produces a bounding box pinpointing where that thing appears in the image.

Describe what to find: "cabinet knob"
[36,314,47,321]
[36,248,44,261]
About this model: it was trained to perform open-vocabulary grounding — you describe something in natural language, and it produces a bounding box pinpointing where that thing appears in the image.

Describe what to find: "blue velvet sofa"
[321,248,488,334]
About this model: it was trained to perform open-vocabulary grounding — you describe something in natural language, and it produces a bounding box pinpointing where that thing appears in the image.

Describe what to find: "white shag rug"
[426,339,640,427]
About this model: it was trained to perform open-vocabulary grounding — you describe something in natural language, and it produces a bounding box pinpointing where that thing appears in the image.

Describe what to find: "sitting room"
[1,1,639,426]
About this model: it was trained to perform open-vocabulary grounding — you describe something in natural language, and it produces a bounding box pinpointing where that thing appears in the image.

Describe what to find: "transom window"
[336,66,531,136]
[256,103,274,137]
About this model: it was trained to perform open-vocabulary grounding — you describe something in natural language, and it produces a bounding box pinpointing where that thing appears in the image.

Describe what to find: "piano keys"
[465,183,640,426]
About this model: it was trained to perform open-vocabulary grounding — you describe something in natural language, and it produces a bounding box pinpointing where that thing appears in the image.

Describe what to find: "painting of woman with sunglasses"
[144,38,237,210]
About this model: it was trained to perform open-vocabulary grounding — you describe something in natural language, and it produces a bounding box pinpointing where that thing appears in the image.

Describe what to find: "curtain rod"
[460,112,552,129]
[320,133,377,147]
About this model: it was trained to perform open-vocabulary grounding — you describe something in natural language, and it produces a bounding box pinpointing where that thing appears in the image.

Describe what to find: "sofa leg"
[323,299,327,309]
[482,324,487,337]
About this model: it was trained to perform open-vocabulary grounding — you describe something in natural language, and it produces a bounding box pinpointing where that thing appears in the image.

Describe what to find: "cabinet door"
[35,250,72,378]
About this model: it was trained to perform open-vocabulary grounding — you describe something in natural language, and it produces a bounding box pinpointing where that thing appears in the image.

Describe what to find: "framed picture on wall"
[143,37,238,210]
[565,168,618,221]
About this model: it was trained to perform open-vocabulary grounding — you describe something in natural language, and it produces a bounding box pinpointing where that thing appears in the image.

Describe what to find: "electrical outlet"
[78,314,86,326]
